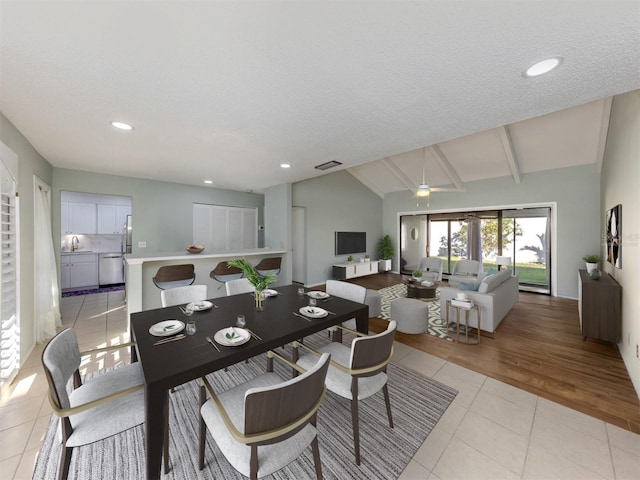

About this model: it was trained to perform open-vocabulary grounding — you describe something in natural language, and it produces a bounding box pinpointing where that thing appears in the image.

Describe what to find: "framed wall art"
[606,204,622,268]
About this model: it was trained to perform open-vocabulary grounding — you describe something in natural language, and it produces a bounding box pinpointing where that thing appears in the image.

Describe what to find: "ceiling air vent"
[314,160,342,171]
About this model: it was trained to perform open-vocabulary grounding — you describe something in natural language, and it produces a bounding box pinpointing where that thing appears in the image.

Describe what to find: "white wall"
[292,170,383,286]
[0,113,54,362]
[264,183,292,285]
[53,168,265,255]
[383,165,601,299]
[601,89,640,396]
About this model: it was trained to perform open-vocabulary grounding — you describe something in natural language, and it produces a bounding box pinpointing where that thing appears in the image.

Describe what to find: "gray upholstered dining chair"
[294,320,397,465]
[325,279,367,339]
[41,328,170,480]
[225,277,255,296]
[161,284,208,307]
[418,256,443,281]
[198,350,331,479]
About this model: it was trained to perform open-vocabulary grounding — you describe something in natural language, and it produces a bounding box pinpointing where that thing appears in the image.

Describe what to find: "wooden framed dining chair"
[209,261,244,290]
[294,320,397,465]
[161,284,208,307]
[198,350,331,479]
[152,263,196,290]
[41,328,170,480]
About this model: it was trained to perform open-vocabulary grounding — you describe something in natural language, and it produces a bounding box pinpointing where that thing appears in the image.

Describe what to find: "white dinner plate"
[214,327,251,346]
[187,300,213,311]
[299,306,329,318]
[307,291,329,299]
[262,289,279,298]
[149,320,185,337]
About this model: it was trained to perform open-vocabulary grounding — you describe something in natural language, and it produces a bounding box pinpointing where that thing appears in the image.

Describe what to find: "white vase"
[586,262,598,273]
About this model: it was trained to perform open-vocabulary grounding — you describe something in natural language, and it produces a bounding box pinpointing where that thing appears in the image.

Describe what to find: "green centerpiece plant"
[227,258,277,311]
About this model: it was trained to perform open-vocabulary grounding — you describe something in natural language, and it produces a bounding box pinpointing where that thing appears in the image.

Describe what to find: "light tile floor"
[1,291,638,479]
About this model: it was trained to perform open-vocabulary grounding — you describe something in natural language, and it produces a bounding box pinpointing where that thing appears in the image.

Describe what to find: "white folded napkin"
[223,327,244,343]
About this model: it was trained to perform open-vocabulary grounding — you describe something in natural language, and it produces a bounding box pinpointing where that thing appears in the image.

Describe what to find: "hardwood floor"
[344,273,640,434]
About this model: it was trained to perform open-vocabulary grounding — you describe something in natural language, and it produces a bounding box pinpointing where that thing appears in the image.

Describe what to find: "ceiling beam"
[346,167,385,198]
[381,157,418,192]
[427,145,463,189]
[595,96,613,173]
[497,126,521,184]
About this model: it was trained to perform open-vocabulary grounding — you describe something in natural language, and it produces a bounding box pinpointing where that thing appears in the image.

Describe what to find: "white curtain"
[34,180,61,342]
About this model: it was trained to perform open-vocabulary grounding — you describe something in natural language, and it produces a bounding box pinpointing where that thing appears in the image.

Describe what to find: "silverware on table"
[293,311,311,321]
[154,334,186,346]
[245,328,262,340]
[205,335,220,352]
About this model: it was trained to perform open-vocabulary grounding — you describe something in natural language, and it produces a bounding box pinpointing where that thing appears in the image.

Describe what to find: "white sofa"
[439,269,518,334]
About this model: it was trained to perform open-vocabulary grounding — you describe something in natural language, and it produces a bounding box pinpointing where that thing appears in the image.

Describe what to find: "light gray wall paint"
[383,165,601,299]
[52,168,265,256]
[0,112,54,362]
[264,183,292,285]
[292,170,383,286]
[601,89,640,396]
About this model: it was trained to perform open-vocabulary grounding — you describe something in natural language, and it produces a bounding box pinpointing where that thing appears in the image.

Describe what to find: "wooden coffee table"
[405,281,438,299]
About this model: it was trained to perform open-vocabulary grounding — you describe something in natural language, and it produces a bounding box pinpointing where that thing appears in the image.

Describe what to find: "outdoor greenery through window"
[400,207,551,293]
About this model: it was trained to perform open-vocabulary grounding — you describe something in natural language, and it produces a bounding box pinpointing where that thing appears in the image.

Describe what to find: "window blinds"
[0,160,18,388]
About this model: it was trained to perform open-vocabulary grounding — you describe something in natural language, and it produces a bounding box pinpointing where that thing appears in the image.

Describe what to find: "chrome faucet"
[71,236,79,252]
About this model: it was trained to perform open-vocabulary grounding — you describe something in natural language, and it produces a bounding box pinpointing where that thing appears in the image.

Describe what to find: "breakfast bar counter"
[125,248,287,317]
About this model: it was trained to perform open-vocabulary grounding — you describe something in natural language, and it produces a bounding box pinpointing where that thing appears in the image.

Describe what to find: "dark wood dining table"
[130,284,369,480]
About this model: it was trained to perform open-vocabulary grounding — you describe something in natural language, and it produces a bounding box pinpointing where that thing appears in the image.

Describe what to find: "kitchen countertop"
[124,247,285,265]
[61,251,123,255]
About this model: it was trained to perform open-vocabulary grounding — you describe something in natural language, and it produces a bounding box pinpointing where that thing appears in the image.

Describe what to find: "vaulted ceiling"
[1,1,639,194]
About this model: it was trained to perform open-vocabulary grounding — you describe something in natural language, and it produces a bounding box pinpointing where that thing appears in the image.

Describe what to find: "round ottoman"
[390,298,429,334]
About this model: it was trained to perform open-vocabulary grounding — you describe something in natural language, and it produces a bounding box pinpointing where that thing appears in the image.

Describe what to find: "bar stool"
[254,257,282,277]
[209,261,244,290]
[152,264,196,290]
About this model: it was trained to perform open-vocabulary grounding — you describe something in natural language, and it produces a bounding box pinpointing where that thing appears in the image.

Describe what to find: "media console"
[333,260,379,280]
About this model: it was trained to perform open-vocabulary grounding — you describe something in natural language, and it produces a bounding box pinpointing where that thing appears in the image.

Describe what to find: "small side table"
[446,300,481,344]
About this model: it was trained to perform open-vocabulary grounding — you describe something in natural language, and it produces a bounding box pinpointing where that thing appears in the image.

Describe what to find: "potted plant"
[582,254,600,273]
[378,234,394,272]
[364,254,370,261]
[228,258,276,311]
[412,269,423,281]
[347,255,354,263]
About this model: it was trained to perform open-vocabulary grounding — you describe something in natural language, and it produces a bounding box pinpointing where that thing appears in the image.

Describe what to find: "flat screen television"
[335,231,366,255]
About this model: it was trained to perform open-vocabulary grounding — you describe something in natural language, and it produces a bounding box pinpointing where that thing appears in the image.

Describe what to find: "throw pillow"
[458,282,480,291]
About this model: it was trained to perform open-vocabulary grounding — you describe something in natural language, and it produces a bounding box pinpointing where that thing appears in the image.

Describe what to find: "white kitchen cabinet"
[61,254,98,289]
[97,204,131,234]
[61,202,96,234]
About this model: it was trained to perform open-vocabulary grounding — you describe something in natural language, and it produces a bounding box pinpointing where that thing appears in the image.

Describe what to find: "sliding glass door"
[401,206,551,293]
[502,208,551,293]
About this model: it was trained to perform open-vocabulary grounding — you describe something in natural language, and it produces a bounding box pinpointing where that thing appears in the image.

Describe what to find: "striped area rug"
[32,335,457,480]
[379,284,452,341]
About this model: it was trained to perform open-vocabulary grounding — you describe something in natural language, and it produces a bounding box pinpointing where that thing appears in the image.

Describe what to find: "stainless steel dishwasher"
[99,253,125,286]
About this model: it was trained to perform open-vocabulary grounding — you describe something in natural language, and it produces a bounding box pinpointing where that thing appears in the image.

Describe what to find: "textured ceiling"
[1,1,639,194]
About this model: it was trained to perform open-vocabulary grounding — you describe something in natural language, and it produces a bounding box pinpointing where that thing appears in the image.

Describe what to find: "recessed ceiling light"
[110,121,133,130]
[204,180,213,184]
[523,57,562,78]
[280,163,291,169]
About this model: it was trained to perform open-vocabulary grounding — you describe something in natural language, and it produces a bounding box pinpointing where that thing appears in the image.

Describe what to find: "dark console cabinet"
[577,270,621,343]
